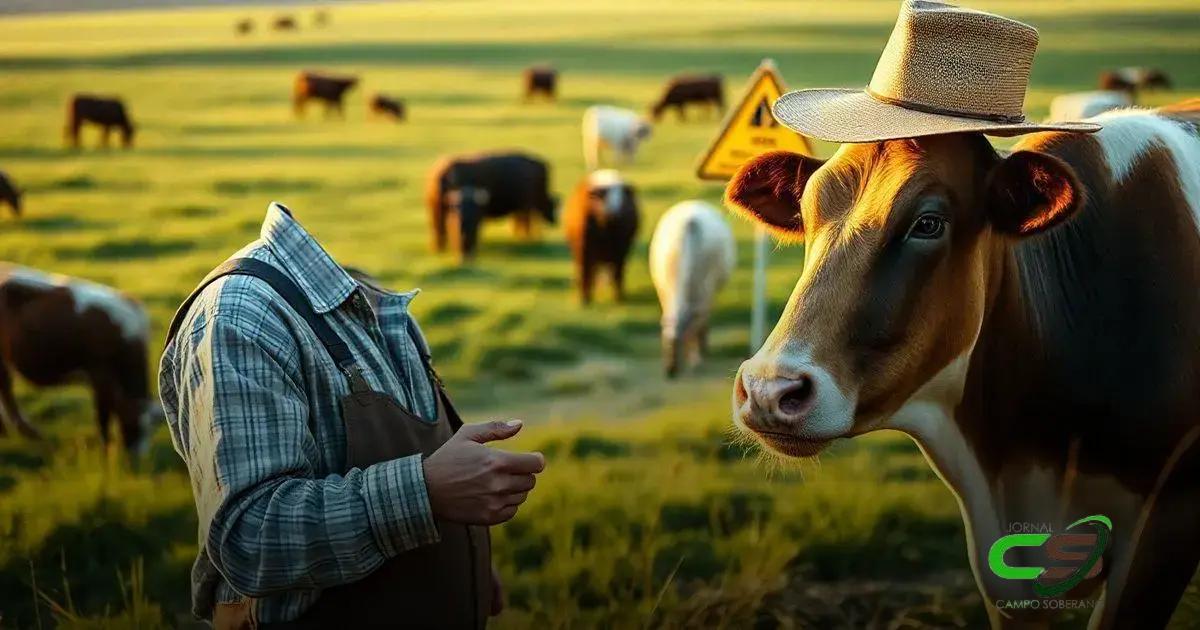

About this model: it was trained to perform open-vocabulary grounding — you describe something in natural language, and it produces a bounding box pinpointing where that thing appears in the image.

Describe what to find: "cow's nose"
[736,367,818,426]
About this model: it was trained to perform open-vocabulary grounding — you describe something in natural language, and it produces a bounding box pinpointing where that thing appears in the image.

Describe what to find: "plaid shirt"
[160,203,441,622]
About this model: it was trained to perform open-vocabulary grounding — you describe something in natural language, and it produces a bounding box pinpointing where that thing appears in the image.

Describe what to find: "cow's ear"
[725,151,822,240]
[985,150,1083,237]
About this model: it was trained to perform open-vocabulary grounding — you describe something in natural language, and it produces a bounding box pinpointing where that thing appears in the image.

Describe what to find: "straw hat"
[773,0,1100,142]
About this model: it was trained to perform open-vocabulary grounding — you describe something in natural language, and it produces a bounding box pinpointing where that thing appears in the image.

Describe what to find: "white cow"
[582,105,652,171]
[649,200,736,377]
[1047,90,1132,122]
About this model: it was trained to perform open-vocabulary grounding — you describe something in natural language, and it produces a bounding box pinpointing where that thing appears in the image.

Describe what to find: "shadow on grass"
[10,215,105,233]
[55,237,196,261]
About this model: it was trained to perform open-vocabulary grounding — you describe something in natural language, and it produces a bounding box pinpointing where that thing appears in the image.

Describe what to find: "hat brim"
[774,88,1101,143]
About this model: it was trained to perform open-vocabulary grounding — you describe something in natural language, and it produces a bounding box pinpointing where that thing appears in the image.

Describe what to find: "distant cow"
[0,171,21,218]
[293,72,359,118]
[274,15,298,31]
[65,95,135,149]
[651,74,724,121]
[235,18,254,35]
[369,94,406,121]
[426,152,558,260]
[0,265,161,453]
[1048,90,1132,121]
[650,200,735,377]
[1100,67,1173,94]
[565,170,640,304]
[582,105,652,171]
[313,9,330,27]
[523,66,558,101]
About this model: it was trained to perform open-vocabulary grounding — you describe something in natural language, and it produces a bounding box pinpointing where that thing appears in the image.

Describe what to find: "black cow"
[294,72,359,118]
[0,171,21,218]
[650,74,724,121]
[65,95,135,149]
[426,153,558,260]
[523,66,558,101]
[369,94,406,121]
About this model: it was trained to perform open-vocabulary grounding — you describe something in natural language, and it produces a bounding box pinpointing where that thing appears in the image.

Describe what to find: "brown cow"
[369,94,406,122]
[523,66,557,101]
[65,94,135,149]
[727,103,1200,628]
[293,72,359,119]
[0,265,161,453]
[0,170,21,218]
[564,170,639,304]
[1100,67,1173,95]
[235,18,254,35]
[274,15,298,31]
[650,74,723,121]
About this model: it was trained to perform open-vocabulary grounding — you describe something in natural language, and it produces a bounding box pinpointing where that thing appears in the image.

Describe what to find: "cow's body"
[235,18,253,35]
[582,105,652,171]
[66,95,134,149]
[293,72,358,118]
[650,74,724,121]
[649,200,735,377]
[1100,67,1172,94]
[426,152,557,260]
[1048,90,1131,121]
[274,15,298,31]
[564,170,640,304]
[0,170,21,217]
[369,94,406,121]
[523,66,557,101]
[728,102,1200,628]
[0,265,158,453]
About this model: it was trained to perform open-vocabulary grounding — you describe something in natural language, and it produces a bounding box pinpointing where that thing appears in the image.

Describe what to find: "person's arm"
[171,286,439,597]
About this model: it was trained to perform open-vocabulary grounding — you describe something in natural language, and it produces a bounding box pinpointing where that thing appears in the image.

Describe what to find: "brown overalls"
[167,258,491,630]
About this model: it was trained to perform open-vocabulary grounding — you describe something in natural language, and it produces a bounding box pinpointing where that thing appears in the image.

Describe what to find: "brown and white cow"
[727,101,1200,628]
[0,265,160,454]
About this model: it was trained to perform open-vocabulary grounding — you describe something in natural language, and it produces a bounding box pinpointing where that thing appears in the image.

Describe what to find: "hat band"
[865,87,1027,124]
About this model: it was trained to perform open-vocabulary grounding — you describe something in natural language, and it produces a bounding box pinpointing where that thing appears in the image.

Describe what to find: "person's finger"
[492,504,519,524]
[492,450,545,474]
[494,474,536,494]
[501,491,529,507]
[457,419,522,444]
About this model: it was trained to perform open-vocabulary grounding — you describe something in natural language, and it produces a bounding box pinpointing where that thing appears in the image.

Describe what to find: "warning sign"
[695,60,813,181]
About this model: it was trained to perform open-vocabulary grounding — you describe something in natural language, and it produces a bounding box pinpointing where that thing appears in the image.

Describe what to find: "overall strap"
[165,258,356,371]
[404,315,463,431]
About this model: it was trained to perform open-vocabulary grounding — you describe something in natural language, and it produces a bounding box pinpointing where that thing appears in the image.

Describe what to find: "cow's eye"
[908,214,947,240]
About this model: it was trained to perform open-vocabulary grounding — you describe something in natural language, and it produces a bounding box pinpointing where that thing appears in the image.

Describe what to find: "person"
[160,202,544,628]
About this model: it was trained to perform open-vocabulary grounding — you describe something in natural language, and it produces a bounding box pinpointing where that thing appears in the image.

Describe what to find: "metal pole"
[750,224,768,353]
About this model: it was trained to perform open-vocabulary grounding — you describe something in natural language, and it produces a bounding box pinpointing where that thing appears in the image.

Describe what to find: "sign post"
[696,59,813,354]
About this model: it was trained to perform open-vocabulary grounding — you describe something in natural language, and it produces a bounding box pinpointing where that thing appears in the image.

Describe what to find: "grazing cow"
[293,72,359,118]
[369,94,406,121]
[235,18,254,35]
[426,152,558,260]
[564,170,640,304]
[582,105,652,171]
[649,200,735,377]
[273,15,298,31]
[727,102,1200,628]
[1100,67,1172,94]
[0,265,161,453]
[1048,90,1131,121]
[0,170,21,218]
[650,74,724,122]
[65,95,135,149]
[523,66,557,101]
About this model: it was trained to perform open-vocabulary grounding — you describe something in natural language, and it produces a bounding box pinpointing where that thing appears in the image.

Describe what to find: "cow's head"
[583,170,636,226]
[540,193,559,225]
[727,135,1083,457]
[126,400,164,457]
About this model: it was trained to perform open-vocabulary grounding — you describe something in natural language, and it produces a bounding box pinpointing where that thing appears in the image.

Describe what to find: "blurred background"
[0,0,1197,627]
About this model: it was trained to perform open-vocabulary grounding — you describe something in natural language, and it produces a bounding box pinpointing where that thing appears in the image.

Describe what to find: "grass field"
[0,0,1198,627]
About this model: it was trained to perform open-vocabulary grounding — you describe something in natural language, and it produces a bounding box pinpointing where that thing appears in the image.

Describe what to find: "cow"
[0,170,21,218]
[235,18,254,35]
[523,66,557,101]
[564,170,640,304]
[0,265,161,454]
[649,200,735,377]
[726,101,1200,628]
[650,74,724,122]
[65,95,135,149]
[369,94,406,121]
[313,9,330,27]
[426,152,558,260]
[582,105,652,171]
[1100,67,1173,95]
[293,72,359,119]
[1048,90,1132,122]
[273,15,298,31]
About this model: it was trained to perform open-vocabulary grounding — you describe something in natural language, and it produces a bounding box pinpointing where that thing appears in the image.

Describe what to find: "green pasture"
[0,0,1197,627]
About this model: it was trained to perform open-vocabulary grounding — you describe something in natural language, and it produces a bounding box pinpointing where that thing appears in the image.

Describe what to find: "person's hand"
[489,564,504,616]
[422,420,544,525]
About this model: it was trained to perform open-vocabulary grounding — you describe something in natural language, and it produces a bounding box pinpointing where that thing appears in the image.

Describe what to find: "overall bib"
[166,259,492,629]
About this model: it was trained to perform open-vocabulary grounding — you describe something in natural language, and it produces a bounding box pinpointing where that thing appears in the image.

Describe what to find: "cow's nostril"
[734,371,749,406]
[777,376,815,417]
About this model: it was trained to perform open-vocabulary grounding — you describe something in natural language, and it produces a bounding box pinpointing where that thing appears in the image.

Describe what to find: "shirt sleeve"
[168,284,439,597]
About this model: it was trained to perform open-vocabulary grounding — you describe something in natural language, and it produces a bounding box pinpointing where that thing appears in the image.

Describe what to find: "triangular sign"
[696,60,813,181]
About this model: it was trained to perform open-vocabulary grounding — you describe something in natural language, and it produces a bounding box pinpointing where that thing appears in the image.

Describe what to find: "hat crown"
[867,0,1038,121]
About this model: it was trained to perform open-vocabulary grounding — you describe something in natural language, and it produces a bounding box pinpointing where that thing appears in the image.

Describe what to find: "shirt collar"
[259,202,358,314]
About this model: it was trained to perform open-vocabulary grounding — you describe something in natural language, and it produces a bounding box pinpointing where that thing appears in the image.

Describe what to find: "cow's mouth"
[748,428,831,458]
